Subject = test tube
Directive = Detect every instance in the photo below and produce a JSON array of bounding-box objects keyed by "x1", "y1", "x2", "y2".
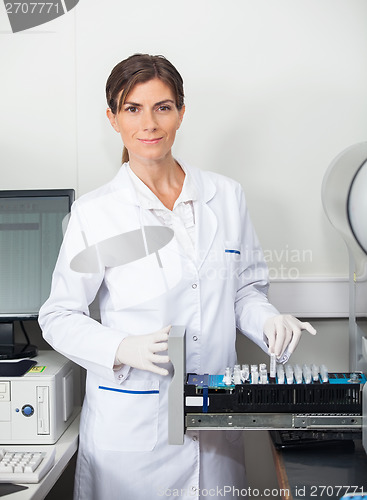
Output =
[
  {"x1": 233, "y1": 365, "x2": 242, "y2": 385},
  {"x1": 294, "y1": 364, "x2": 303, "y2": 384},
  {"x1": 320, "y1": 364, "x2": 329, "y2": 383},
  {"x1": 259, "y1": 364, "x2": 268, "y2": 384},
  {"x1": 270, "y1": 353, "x2": 277, "y2": 380},
  {"x1": 241, "y1": 364, "x2": 250, "y2": 383},
  {"x1": 277, "y1": 364, "x2": 285, "y2": 384},
  {"x1": 302, "y1": 364, "x2": 312, "y2": 384},
  {"x1": 251, "y1": 364, "x2": 259, "y2": 384},
  {"x1": 311, "y1": 364, "x2": 320, "y2": 383},
  {"x1": 285, "y1": 364, "x2": 294, "y2": 384},
  {"x1": 223, "y1": 367, "x2": 232, "y2": 386}
]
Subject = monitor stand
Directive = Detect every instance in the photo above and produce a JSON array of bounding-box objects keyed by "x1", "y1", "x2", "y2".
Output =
[{"x1": 0, "y1": 322, "x2": 38, "y2": 360}]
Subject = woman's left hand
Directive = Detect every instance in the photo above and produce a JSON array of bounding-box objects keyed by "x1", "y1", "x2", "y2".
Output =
[{"x1": 263, "y1": 314, "x2": 317, "y2": 361}]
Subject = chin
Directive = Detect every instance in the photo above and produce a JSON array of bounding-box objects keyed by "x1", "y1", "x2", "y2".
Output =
[{"x1": 133, "y1": 151, "x2": 172, "y2": 164}]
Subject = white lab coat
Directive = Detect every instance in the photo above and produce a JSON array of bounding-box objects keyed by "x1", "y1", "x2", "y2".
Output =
[{"x1": 39, "y1": 162, "x2": 279, "y2": 500}]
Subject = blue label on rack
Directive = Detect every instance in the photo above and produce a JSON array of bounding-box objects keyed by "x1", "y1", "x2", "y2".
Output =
[{"x1": 186, "y1": 373, "x2": 367, "y2": 388}]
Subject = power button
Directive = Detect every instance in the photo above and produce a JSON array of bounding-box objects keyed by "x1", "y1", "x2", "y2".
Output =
[{"x1": 22, "y1": 405, "x2": 34, "y2": 417}]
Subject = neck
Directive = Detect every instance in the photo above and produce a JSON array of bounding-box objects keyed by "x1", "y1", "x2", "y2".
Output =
[{"x1": 128, "y1": 154, "x2": 185, "y2": 210}]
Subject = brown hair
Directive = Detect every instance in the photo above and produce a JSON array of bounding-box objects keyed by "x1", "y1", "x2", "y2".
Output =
[{"x1": 106, "y1": 53, "x2": 185, "y2": 163}]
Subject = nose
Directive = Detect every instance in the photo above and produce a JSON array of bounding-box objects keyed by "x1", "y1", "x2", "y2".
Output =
[{"x1": 141, "y1": 110, "x2": 157, "y2": 131}]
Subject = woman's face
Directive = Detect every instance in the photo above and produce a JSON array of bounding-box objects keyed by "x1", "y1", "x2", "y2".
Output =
[{"x1": 107, "y1": 78, "x2": 185, "y2": 165}]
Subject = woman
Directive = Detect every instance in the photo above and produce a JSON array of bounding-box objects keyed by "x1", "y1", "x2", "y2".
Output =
[{"x1": 39, "y1": 53, "x2": 315, "y2": 500}]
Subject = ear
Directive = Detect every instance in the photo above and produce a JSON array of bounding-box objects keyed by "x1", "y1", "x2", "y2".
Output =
[
  {"x1": 177, "y1": 105, "x2": 185, "y2": 130},
  {"x1": 106, "y1": 108, "x2": 120, "y2": 133}
]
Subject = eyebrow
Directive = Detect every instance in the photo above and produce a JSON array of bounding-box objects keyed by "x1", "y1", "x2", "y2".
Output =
[{"x1": 124, "y1": 99, "x2": 175, "y2": 107}]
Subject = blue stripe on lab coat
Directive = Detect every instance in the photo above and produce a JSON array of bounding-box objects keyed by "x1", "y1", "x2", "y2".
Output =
[{"x1": 98, "y1": 385, "x2": 159, "y2": 395}]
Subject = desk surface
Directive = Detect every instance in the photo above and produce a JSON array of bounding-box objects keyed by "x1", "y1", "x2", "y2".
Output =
[
  {"x1": 0, "y1": 413, "x2": 80, "y2": 499},
  {"x1": 273, "y1": 437, "x2": 367, "y2": 500}
]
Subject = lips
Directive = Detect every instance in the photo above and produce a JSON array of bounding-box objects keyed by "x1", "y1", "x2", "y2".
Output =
[{"x1": 138, "y1": 138, "x2": 163, "y2": 145}]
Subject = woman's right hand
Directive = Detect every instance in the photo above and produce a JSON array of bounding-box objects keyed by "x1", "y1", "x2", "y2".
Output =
[{"x1": 115, "y1": 326, "x2": 171, "y2": 376}]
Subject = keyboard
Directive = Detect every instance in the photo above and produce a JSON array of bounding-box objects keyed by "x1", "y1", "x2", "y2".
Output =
[{"x1": 0, "y1": 446, "x2": 56, "y2": 483}]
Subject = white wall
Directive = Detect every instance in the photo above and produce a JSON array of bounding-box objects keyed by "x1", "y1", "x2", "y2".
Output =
[{"x1": 1, "y1": 0, "x2": 367, "y2": 315}]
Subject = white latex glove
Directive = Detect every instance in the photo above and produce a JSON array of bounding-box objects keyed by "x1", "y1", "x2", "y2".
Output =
[
  {"x1": 263, "y1": 315, "x2": 316, "y2": 362},
  {"x1": 115, "y1": 326, "x2": 171, "y2": 376}
]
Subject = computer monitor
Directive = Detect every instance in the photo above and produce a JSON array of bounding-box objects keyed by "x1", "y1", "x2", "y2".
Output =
[{"x1": 0, "y1": 189, "x2": 75, "y2": 359}]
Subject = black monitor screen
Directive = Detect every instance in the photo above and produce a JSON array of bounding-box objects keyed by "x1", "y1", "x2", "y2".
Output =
[{"x1": 0, "y1": 190, "x2": 74, "y2": 319}]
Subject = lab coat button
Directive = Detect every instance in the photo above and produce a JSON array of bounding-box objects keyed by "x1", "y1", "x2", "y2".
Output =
[
  {"x1": 192, "y1": 435, "x2": 198, "y2": 441},
  {"x1": 191, "y1": 283, "x2": 197, "y2": 289},
  {"x1": 192, "y1": 336, "x2": 198, "y2": 341},
  {"x1": 118, "y1": 375, "x2": 123, "y2": 379}
]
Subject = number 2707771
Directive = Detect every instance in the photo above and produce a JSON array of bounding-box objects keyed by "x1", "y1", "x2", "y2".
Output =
[{"x1": 5, "y1": 3, "x2": 60, "y2": 15}]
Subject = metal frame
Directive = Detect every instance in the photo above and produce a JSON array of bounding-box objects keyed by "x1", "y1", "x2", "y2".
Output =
[
  {"x1": 167, "y1": 326, "x2": 365, "y2": 447},
  {"x1": 186, "y1": 413, "x2": 362, "y2": 431},
  {"x1": 167, "y1": 325, "x2": 186, "y2": 445}
]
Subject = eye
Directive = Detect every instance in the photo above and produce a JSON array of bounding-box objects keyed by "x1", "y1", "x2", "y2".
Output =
[
  {"x1": 125, "y1": 106, "x2": 139, "y2": 113},
  {"x1": 157, "y1": 105, "x2": 172, "y2": 112}
]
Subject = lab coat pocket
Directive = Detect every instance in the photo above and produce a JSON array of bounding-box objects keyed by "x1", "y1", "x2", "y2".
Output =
[{"x1": 94, "y1": 380, "x2": 160, "y2": 452}]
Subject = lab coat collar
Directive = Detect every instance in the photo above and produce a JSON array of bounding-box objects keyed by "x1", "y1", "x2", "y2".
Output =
[
  {"x1": 111, "y1": 161, "x2": 216, "y2": 207},
  {"x1": 111, "y1": 161, "x2": 218, "y2": 271},
  {"x1": 109, "y1": 164, "x2": 140, "y2": 206},
  {"x1": 179, "y1": 160, "x2": 216, "y2": 204},
  {"x1": 178, "y1": 161, "x2": 218, "y2": 270}
]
